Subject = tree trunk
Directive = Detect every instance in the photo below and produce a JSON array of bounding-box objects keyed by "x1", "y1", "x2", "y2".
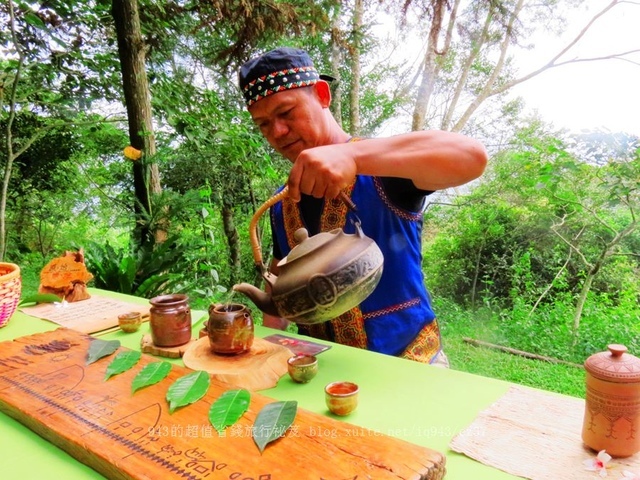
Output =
[
  {"x1": 451, "y1": 0, "x2": 525, "y2": 132},
  {"x1": 411, "y1": 0, "x2": 448, "y2": 131},
  {"x1": 111, "y1": 0, "x2": 164, "y2": 247},
  {"x1": 348, "y1": 0, "x2": 363, "y2": 136},
  {"x1": 329, "y1": 12, "x2": 343, "y2": 127},
  {"x1": 0, "y1": 1, "x2": 22, "y2": 261},
  {"x1": 441, "y1": 5, "x2": 491, "y2": 131},
  {"x1": 221, "y1": 200, "x2": 241, "y2": 285},
  {"x1": 572, "y1": 272, "x2": 594, "y2": 340}
]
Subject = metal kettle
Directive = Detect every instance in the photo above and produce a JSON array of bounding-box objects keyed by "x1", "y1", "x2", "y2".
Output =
[{"x1": 233, "y1": 188, "x2": 384, "y2": 325}]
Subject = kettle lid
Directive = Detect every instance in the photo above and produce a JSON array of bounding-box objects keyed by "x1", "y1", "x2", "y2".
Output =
[
  {"x1": 584, "y1": 344, "x2": 640, "y2": 383},
  {"x1": 279, "y1": 228, "x2": 342, "y2": 265}
]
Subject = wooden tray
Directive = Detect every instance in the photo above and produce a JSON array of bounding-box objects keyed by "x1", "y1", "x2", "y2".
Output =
[
  {"x1": 0, "y1": 328, "x2": 446, "y2": 480},
  {"x1": 182, "y1": 336, "x2": 292, "y2": 391}
]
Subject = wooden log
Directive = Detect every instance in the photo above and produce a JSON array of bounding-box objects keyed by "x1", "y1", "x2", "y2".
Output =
[
  {"x1": 0, "y1": 328, "x2": 445, "y2": 480},
  {"x1": 463, "y1": 337, "x2": 583, "y2": 368},
  {"x1": 182, "y1": 336, "x2": 292, "y2": 391}
]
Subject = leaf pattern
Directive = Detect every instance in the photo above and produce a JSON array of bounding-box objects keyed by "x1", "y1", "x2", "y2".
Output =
[
  {"x1": 253, "y1": 401, "x2": 298, "y2": 453},
  {"x1": 104, "y1": 350, "x2": 141, "y2": 381},
  {"x1": 166, "y1": 371, "x2": 210, "y2": 413},
  {"x1": 86, "y1": 339, "x2": 121, "y2": 365},
  {"x1": 131, "y1": 361, "x2": 172, "y2": 394},
  {"x1": 209, "y1": 389, "x2": 251, "y2": 434}
]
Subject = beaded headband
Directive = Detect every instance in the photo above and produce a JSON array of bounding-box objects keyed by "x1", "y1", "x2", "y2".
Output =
[{"x1": 238, "y1": 48, "x2": 321, "y2": 106}]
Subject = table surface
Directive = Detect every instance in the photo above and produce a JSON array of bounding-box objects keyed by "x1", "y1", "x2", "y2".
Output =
[{"x1": 0, "y1": 289, "x2": 538, "y2": 479}]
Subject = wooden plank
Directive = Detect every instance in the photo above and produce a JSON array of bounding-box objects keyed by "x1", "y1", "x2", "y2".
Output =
[{"x1": 0, "y1": 328, "x2": 446, "y2": 480}]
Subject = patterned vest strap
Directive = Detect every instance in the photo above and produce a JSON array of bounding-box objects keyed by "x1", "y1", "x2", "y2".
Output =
[
  {"x1": 281, "y1": 185, "x2": 368, "y2": 349},
  {"x1": 399, "y1": 320, "x2": 442, "y2": 364}
]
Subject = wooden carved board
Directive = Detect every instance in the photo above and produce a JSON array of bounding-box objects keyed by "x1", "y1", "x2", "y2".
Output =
[{"x1": 0, "y1": 328, "x2": 446, "y2": 480}]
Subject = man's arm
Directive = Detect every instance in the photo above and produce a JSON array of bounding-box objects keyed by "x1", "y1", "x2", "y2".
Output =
[{"x1": 287, "y1": 131, "x2": 488, "y2": 202}]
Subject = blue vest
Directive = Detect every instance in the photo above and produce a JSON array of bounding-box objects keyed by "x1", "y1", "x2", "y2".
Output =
[{"x1": 271, "y1": 176, "x2": 437, "y2": 356}]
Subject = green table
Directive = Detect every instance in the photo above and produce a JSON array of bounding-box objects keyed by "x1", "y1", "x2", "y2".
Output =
[{"x1": 0, "y1": 290, "x2": 516, "y2": 479}]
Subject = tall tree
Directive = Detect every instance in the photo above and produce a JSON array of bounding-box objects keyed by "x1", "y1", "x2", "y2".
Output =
[
  {"x1": 348, "y1": 0, "x2": 363, "y2": 135},
  {"x1": 1, "y1": 0, "x2": 121, "y2": 259},
  {"x1": 382, "y1": 0, "x2": 639, "y2": 134},
  {"x1": 111, "y1": 0, "x2": 163, "y2": 247}
]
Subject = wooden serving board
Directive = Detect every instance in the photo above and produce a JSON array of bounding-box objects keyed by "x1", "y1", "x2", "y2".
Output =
[
  {"x1": 182, "y1": 336, "x2": 293, "y2": 391},
  {"x1": 0, "y1": 328, "x2": 446, "y2": 480}
]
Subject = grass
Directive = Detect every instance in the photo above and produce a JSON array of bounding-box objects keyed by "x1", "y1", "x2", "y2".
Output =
[
  {"x1": 443, "y1": 332, "x2": 585, "y2": 397},
  {"x1": 436, "y1": 299, "x2": 586, "y2": 398}
]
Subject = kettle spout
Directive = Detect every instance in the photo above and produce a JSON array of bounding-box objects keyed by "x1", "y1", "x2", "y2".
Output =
[{"x1": 232, "y1": 283, "x2": 280, "y2": 317}]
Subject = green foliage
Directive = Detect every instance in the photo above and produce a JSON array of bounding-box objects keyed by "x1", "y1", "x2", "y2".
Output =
[
  {"x1": 166, "y1": 370, "x2": 210, "y2": 414},
  {"x1": 104, "y1": 350, "x2": 141, "y2": 381},
  {"x1": 81, "y1": 235, "x2": 188, "y2": 299},
  {"x1": 209, "y1": 389, "x2": 251, "y2": 434},
  {"x1": 424, "y1": 127, "x2": 640, "y2": 317},
  {"x1": 252, "y1": 400, "x2": 298, "y2": 453},
  {"x1": 132, "y1": 361, "x2": 172, "y2": 394},
  {"x1": 86, "y1": 338, "x2": 121, "y2": 366}
]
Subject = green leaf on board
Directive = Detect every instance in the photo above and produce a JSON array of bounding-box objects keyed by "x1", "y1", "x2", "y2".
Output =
[
  {"x1": 131, "y1": 361, "x2": 172, "y2": 394},
  {"x1": 253, "y1": 401, "x2": 298, "y2": 454},
  {"x1": 166, "y1": 371, "x2": 210, "y2": 414},
  {"x1": 86, "y1": 339, "x2": 121, "y2": 365},
  {"x1": 209, "y1": 389, "x2": 251, "y2": 434},
  {"x1": 104, "y1": 350, "x2": 141, "y2": 381},
  {"x1": 18, "y1": 293, "x2": 64, "y2": 307}
]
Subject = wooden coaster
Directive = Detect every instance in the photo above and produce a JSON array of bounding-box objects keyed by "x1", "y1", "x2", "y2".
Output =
[
  {"x1": 182, "y1": 336, "x2": 293, "y2": 391},
  {"x1": 140, "y1": 334, "x2": 196, "y2": 358}
]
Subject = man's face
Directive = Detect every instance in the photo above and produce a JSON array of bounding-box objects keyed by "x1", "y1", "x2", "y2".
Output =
[{"x1": 248, "y1": 85, "x2": 327, "y2": 162}]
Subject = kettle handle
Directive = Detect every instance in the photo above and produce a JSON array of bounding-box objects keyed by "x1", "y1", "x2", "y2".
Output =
[
  {"x1": 249, "y1": 188, "x2": 358, "y2": 272},
  {"x1": 249, "y1": 187, "x2": 290, "y2": 272}
]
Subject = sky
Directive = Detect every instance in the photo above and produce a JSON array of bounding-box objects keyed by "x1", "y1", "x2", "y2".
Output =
[
  {"x1": 374, "y1": 1, "x2": 639, "y2": 137},
  {"x1": 508, "y1": 0, "x2": 640, "y2": 136}
]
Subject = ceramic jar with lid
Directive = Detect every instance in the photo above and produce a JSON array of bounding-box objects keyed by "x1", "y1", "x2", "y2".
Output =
[
  {"x1": 582, "y1": 344, "x2": 640, "y2": 457},
  {"x1": 149, "y1": 294, "x2": 192, "y2": 347}
]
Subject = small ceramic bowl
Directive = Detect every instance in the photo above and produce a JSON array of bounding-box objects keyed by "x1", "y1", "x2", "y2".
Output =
[
  {"x1": 118, "y1": 311, "x2": 142, "y2": 333},
  {"x1": 325, "y1": 381, "x2": 359, "y2": 416},
  {"x1": 287, "y1": 354, "x2": 318, "y2": 383}
]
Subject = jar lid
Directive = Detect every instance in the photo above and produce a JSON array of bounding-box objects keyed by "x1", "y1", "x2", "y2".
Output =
[{"x1": 584, "y1": 344, "x2": 640, "y2": 383}]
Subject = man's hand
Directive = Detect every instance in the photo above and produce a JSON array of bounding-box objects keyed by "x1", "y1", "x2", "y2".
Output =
[{"x1": 287, "y1": 143, "x2": 357, "y2": 202}]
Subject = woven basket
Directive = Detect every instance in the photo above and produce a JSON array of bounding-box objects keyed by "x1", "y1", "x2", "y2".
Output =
[{"x1": 0, "y1": 262, "x2": 21, "y2": 328}]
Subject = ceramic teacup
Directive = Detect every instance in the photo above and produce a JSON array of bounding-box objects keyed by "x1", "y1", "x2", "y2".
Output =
[
  {"x1": 118, "y1": 311, "x2": 142, "y2": 333},
  {"x1": 325, "y1": 381, "x2": 359, "y2": 416},
  {"x1": 287, "y1": 354, "x2": 318, "y2": 383}
]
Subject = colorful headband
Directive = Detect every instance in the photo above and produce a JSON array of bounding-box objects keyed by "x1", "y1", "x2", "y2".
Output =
[{"x1": 238, "y1": 48, "x2": 320, "y2": 106}]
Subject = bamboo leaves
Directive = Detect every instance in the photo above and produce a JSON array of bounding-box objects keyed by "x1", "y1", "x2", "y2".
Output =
[
  {"x1": 166, "y1": 371, "x2": 210, "y2": 413},
  {"x1": 131, "y1": 361, "x2": 172, "y2": 394},
  {"x1": 104, "y1": 350, "x2": 141, "y2": 380},
  {"x1": 209, "y1": 389, "x2": 250, "y2": 434},
  {"x1": 253, "y1": 401, "x2": 298, "y2": 453}
]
